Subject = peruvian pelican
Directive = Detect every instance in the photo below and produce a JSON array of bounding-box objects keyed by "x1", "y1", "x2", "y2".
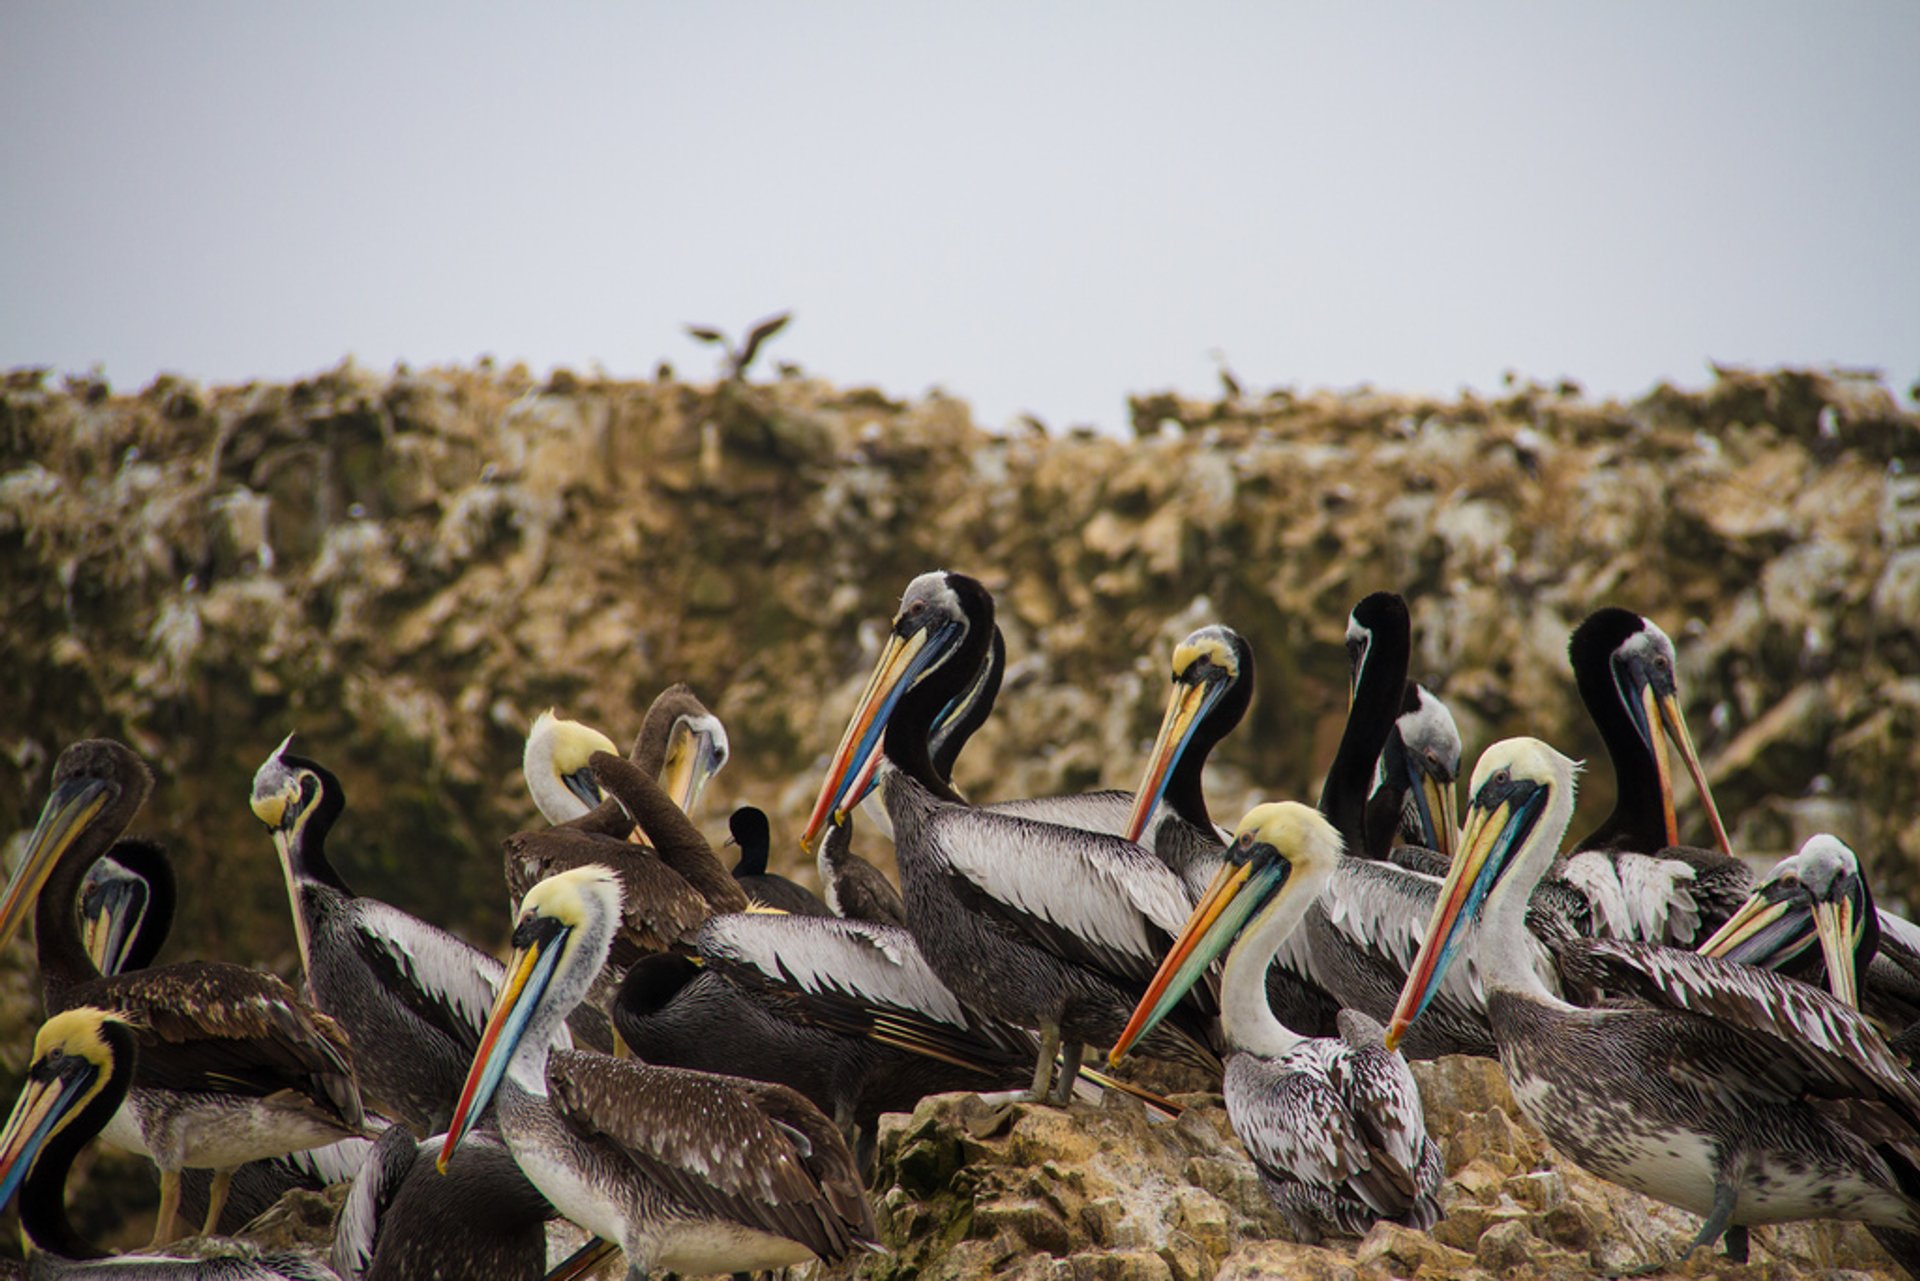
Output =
[
  {"x1": 1560, "y1": 607, "x2": 1747, "y2": 943},
  {"x1": 982, "y1": 624, "x2": 1250, "y2": 902},
  {"x1": 332, "y1": 1122, "x2": 553, "y2": 1281},
  {"x1": 438, "y1": 865, "x2": 880, "y2": 1277},
  {"x1": 251, "y1": 739, "x2": 529, "y2": 1135},
  {"x1": 725, "y1": 807, "x2": 831, "y2": 916},
  {"x1": 1111, "y1": 802, "x2": 1441, "y2": 1244},
  {"x1": 0, "y1": 740, "x2": 364, "y2": 1244},
  {"x1": 799, "y1": 571, "x2": 1218, "y2": 1104},
  {"x1": 0, "y1": 1007, "x2": 339, "y2": 1278},
  {"x1": 1388, "y1": 738, "x2": 1920, "y2": 1269},
  {"x1": 521, "y1": 686, "x2": 729, "y2": 830},
  {"x1": 1363, "y1": 682, "x2": 1461, "y2": 871},
  {"x1": 1698, "y1": 834, "x2": 1920, "y2": 1048},
  {"x1": 69, "y1": 832, "x2": 376, "y2": 1237},
  {"x1": 612, "y1": 910, "x2": 1038, "y2": 1168}
]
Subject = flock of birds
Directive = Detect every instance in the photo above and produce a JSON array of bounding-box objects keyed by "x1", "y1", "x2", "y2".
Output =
[{"x1": 4, "y1": 569, "x2": 1920, "y2": 1279}]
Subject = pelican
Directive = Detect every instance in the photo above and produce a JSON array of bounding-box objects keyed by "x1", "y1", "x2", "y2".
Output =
[
  {"x1": 521, "y1": 686, "x2": 729, "y2": 830},
  {"x1": 437, "y1": 866, "x2": 880, "y2": 1277},
  {"x1": 981, "y1": 624, "x2": 1250, "y2": 902},
  {"x1": 0, "y1": 740, "x2": 364, "y2": 1243},
  {"x1": 799, "y1": 571, "x2": 1218, "y2": 1104},
  {"x1": 1111, "y1": 803, "x2": 1441, "y2": 1244},
  {"x1": 1698, "y1": 834, "x2": 1920, "y2": 1047},
  {"x1": 0, "y1": 1007, "x2": 338, "y2": 1278},
  {"x1": 612, "y1": 911, "x2": 1038, "y2": 1168},
  {"x1": 251, "y1": 739, "x2": 528, "y2": 1135},
  {"x1": 1388, "y1": 737, "x2": 1920, "y2": 1269},
  {"x1": 332, "y1": 1122, "x2": 552, "y2": 1281},
  {"x1": 1561, "y1": 607, "x2": 1747, "y2": 943},
  {"x1": 725, "y1": 807, "x2": 831, "y2": 916},
  {"x1": 1363, "y1": 682, "x2": 1460, "y2": 871},
  {"x1": 70, "y1": 835, "x2": 377, "y2": 1236}
]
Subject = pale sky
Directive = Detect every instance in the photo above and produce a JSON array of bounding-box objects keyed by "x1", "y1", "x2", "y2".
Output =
[{"x1": 3, "y1": 3, "x2": 1915, "y2": 432}]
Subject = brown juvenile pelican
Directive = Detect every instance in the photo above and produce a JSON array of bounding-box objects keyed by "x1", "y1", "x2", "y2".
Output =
[
  {"x1": 1111, "y1": 803, "x2": 1441, "y2": 1244},
  {"x1": 1388, "y1": 738, "x2": 1920, "y2": 1269},
  {"x1": 69, "y1": 834, "x2": 376, "y2": 1235},
  {"x1": 438, "y1": 866, "x2": 880, "y2": 1276},
  {"x1": 612, "y1": 911, "x2": 1038, "y2": 1169},
  {"x1": 1562, "y1": 607, "x2": 1747, "y2": 943},
  {"x1": 1698, "y1": 834, "x2": 1920, "y2": 1049},
  {"x1": 0, "y1": 740, "x2": 364, "y2": 1244},
  {"x1": 0, "y1": 1007, "x2": 339, "y2": 1278},
  {"x1": 726, "y1": 807, "x2": 831, "y2": 916},
  {"x1": 251, "y1": 739, "x2": 529, "y2": 1136},
  {"x1": 799, "y1": 571, "x2": 1218, "y2": 1104},
  {"x1": 332, "y1": 1122, "x2": 553, "y2": 1281},
  {"x1": 1363, "y1": 682, "x2": 1460, "y2": 871}
]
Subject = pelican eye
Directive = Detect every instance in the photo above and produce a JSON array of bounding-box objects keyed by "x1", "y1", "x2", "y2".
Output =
[
  {"x1": 1777, "y1": 873, "x2": 1800, "y2": 889},
  {"x1": 1489, "y1": 768, "x2": 1511, "y2": 790}
]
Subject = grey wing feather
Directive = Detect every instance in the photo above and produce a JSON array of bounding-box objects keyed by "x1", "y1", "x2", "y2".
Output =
[
  {"x1": 696, "y1": 913, "x2": 970, "y2": 1027},
  {"x1": 332, "y1": 1123, "x2": 419, "y2": 1279},
  {"x1": 350, "y1": 899, "x2": 505, "y2": 1048}
]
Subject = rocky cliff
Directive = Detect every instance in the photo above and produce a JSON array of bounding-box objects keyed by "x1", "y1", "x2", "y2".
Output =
[{"x1": 2, "y1": 356, "x2": 1917, "y2": 1272}]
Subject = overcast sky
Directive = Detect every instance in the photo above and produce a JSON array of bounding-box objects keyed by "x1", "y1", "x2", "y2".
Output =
[{"x1": 3, "y1": 4, "x2": 1915, "y2": 432}]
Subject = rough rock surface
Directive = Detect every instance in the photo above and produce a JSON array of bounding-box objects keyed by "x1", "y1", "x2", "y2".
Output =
[{"x1": 2, "y1": 358, "x2": 1917, "y2": 1273}]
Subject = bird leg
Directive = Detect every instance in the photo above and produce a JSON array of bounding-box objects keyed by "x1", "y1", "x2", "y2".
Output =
[
  {"x1": 149, "y1": 1168, "x2": 182, "y2": 1246},
  {"x1": 200, "y1": 1166, "x2": 234, "y2": 1237},
  {"x1": 1682, "y1": 1177, "x2": 1741, "y2": 1263},
  {"x1": 1049, "y1": 1041, "x2": 1085, "y2": 1106},
  {"x1": 1027, "y1": 1023, "x2": 1061, "y2": 1102},
  {"x1": 1722, "y1": 1224, "x2": 1750, "y2": 1263}
]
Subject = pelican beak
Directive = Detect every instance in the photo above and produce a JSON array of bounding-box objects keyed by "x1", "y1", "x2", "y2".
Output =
[
  {"x1": 438, "y1": 916, "x2": 567, "y2": 1173},
  {"x1": 80, "y1": 874, "x2": 148, "y2": 977},
  {"x1": 1696, "y1": 891, "x2": 1801, "y2": 966},
  {"x1": 1125, "y1": 675, "x2": 1225, "y2": 844},
  {"x1": 1647, "y1": 686, "x2": 1734, "y2": 858},
  {"x1": 0, "y1": 776, "x2": 112, "y2": 950},
  {"x1": 801, "y1": 617, "x2": 957, "y2": 852},
  {"x1": 660, "y1": 722, "x2": 726, "y2": 817},
  {"x1": 1386, "y1": 779, "x2": 1543, "y2": 1051},
  {"x1": 561, "y1": 766, "x2": 603, "y2": 813},
  {"x1": 1811, "y1": 895, "x2": 1859, "y2": 1009},
  {"x1": 1410, "y1": 762, "x2": 1459, "y2": 859},
  {"x1": 0, "y1": 1047, "x2": 99, "y2": 1210},
  {"x1": 1110, "y1": 855, "x2": 1269, "y2": 1064}
]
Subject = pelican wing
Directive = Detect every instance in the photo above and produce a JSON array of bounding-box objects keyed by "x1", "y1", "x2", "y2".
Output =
[
  {"x1": 984, "y1": 789, "x2": 1132, "y2": 833},
  {"x1": 504, "y1": 829, "x2": 709, "y2": 956},
  {"x1": 81, "y1": 962, "x2": 362, "y2": 1126},
  {"x1": 333, "y1": 1123, "x2": 417, "y2": 1279},
  {"x1": 548, "y1": 1053, "x2": 876, "y2": 1263},
  {"x1": 930, "y1": 808, "x2": 1194, "y2": 985},
  {"x1": 697, "y1": 913, "x2": 967, "y2": 1026},
  {"x1": 1574, "y1": 938, "x2": 1920, "y2": 1131},
  {"x1": 349, "y1": 899, "x2": 505, "y2": 1054}
]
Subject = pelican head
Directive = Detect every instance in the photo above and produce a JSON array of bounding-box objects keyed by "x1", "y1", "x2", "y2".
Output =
[
  {"x1": 524, "y1": 711, "x2": 621, "y2": 824},
  {"x1": 1125, "y1": 625, "x2": 1253, "y2": 843},
  {"x1": 1379, "y1": 683, "x2": 1463, "y2": 857},
  {"x1": 658, "y1": 708, "x2": 729, "y2": 819},
  {"x1": 77, "y1": 841, "x2": 173, "y2": 977},
  {"x1": 1569, "y1": 609, "x2": 1732, "y2": 857},
  {"x1": 1110, "y1": 801, "x2": 1341, "y2": 1063},
  {"x1": 800, "y1": 571, "x2": 995, "y2": 850},
  {"x1": 250, "y1": 735, "x2": 343, "y2": 850},
  {"x1": 1386, "y1": 738, "x2": 1577, "y2": 1051},
  {"x1": 1697, "y1": 833, "x2": 1871, "y2": 1008},
  {"x1": 0, "y1": 1008, "x2": 135, "y2": 1215},
  {"x1": 0, "y1": 740, "x2": 150, "y2": 951},
  {"x1": 1345, "y1": 593, "x2": 1408, "y2": 707},
  {"x1": 439, "y1": 865, "x2": 624, "y2": 1172}
]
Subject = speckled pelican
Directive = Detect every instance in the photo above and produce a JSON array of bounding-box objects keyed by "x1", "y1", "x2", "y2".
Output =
[
  {"x1": 438, "y1": 866, "x2": 880, "y2": 1278},
  {"x1": 799, "y1": 571, "x2": 1219, "y2": 1104},
  {"x1": 1388, "y1": 737, "x2": 1920, "y2": 1269},
  {"x1": 0, "y1": 740, "x2": 365, "y2": 1244},
  {"x1": 1111, "y1": 802, "x2": 1441, "y2": 1244},
  {"x1": 0, "y1": 1007, "x2": 339, "y2": 1278}
]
